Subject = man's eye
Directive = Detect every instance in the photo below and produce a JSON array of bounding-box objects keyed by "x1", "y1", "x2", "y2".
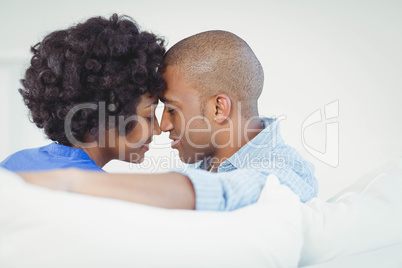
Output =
[{"x1": 166, "y1": 106, "x2": 175, "y2": 114}]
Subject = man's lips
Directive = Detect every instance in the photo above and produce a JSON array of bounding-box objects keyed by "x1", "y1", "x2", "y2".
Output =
[{"x1": 171, "y1": 139, "x2": 180, "y2": 149}]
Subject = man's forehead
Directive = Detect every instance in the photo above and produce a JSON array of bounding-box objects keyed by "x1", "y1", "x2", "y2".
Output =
[
  {"x1": 160, "y1": 79, "x2": 184, "y2": 104},
  {"x1": 159, "y1": 89, "x2": 181, "y2": 104},
  {"x1": 161, "y1": 65, "x2": 200, "y2": 103}
]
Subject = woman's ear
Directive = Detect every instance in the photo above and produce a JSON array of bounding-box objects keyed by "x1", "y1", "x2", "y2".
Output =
[{"x1": 214, "y1": 94, "x2": 231, "y2": 123}]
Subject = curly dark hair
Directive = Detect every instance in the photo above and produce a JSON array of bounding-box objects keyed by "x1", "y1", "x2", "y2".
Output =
[{"x1": 20, "y1": 14, "x2": 165, "y2": 146}]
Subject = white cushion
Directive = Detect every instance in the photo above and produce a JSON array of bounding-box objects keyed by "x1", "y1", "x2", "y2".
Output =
[
  {"x1": 299, "y1": 156, "x2": 402, "y2": 266},
  {"x1": 0, "y1": 171, "x2": 303, "y2": 268}
]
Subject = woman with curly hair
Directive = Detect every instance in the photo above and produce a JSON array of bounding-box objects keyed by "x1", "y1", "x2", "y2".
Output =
[{"x1": 0, "y1": 14, "x2": 165, "y2": 172}]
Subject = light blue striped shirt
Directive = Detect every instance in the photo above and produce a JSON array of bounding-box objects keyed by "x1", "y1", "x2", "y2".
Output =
[{"x1": 178, "y1": 118, "x2": 318, "y2": 211}]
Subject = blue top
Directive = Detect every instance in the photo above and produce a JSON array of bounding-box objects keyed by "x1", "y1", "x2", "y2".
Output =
[
  {"x1": 0, "y1": 142, "x2": 104, "y2": 172},
  {"x1": 178, "y1": 118, "x2": 318, "y2": 210}
]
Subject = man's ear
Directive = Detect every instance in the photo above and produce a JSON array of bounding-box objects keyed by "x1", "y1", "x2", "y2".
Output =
[{"x1": 214, "y1": 94, "x2": 231, "y2": 123}]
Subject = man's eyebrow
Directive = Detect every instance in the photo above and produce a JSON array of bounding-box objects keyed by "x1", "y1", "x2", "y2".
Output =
[
  {"x1": 159, "y1": 97, "x2": 178, "y2": 104},
  {"x1": 146, "y1": 100, "x2": 159, "y2": 108}
]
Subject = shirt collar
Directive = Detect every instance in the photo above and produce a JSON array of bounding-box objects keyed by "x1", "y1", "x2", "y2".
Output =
[
  {"x1": 43, "y1": 142, "x2": 93, "y2": 160},
  {"x1": 194, "y1": 118, "x2": 284, "y2": 171}
]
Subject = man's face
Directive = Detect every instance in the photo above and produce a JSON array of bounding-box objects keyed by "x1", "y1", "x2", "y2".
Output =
[{"x1": 160, "y1": 65, "x2": 215, "y2": 163}]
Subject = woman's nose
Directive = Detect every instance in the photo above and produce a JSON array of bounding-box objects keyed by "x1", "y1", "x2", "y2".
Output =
[{"x1": 153, "y1": 117, "x2": 162, "y2": 135}]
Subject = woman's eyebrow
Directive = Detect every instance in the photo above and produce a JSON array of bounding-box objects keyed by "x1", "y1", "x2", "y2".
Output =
[{"x1": 146, "y1": 100, "x2": 159, "y2": 108}]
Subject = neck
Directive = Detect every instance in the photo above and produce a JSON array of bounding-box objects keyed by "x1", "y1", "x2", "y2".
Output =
[
  {"x1": 210, "y1": 116, "x2": 263, "y2": 168},
  {"x1": 74, "y1": 145, "x2": 109, "y2": 168}
]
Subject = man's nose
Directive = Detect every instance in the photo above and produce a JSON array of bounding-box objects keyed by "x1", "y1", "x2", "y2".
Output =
[{"x1": 160, "y1": 110, "x2": 173, "y2": 132}]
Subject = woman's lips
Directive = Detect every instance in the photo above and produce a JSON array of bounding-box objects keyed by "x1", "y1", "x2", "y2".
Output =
[
  {"x1": 141, "y1": 145, "x2": 149, "y2": 152},
  {"x1": 171, "y1": 139, "x2": 180, "y2": 149}
]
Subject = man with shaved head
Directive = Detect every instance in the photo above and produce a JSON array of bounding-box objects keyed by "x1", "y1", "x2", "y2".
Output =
[
  {"x1": 158, "y1": 30, "x2": 317, "y2": 209},
  {"x1": 160, "y1": 30, "x2": 265, "y2": 165},
  {"x1": 20, "y1": 31, "x2": 318, "y2": 211}
]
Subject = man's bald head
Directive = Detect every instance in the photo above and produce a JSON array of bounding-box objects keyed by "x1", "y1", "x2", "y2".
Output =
[{"x1": 163, "y1": 30, "x2": 264, "y2": 117}]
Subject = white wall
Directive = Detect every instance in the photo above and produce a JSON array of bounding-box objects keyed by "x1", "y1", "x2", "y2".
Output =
[{"x1": 0, "y1": 0, "x2": 401, "y2": 200}]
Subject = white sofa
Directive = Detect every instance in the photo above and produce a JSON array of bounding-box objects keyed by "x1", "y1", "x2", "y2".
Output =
[{"x1": 0, "y1": 157, "x2": 401, "y2": 267}]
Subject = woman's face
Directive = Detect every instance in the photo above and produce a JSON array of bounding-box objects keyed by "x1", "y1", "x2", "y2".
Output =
[{"x1": 106, "y1": 94, "x2": 161, "y2": 164}]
